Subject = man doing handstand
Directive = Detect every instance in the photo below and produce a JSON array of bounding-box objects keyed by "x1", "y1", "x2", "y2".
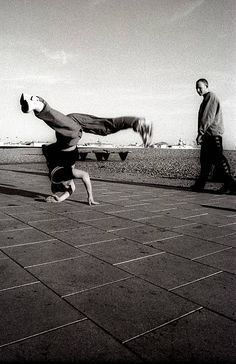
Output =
[{"x1": 20, "y1": 93, "x2": 153, "y2": 203}]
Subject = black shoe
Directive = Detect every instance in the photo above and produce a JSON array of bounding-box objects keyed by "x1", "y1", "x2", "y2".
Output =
[
  {"x1": 190, "y1": 184, "x2": 204, "y2": 192},
  {"x1": 20, "y1": 93, "x2": 30, "y2": 113},
  {"x1": 20, "y1": 93, "x2": 42, "y2": 113},
  {"x1": 216, "y1": 182, "x2": 236, "y2": 195}
]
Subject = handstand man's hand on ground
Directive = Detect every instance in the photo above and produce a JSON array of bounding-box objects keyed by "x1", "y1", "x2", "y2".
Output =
[
  {"x1": 46, "y1": 194, "x2": 60, "y2": 203},
  {"x1": 88, "y1": 196, "x2": 100, "y2": 206}
]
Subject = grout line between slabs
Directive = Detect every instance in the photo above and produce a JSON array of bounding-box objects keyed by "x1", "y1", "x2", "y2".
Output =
[
  {"x1": 0, "y1": 281, "x2": 40, "y2": 293},
  {"x1": 76, "y1": 237, "x2": 122, "y2": 247},
  {"x1": 0, "y1": 318, "x2": 87, "y2": 349},
  {"x1": 62, "y1": 276, "x2": 132, "y2": 297},
  {"x1": 114, "y1": 251, "x2": 166, "y2": 266},
  {"x1": 122, "y1": 306, "x2": 203, "y2": 344},
  {"x1": 143, "y1": 234, "x2": 183, "y2": 244},
  {"x1": 0, "y1": 227, "x2": 33, "y2": 232},
  {"x1": 25, "y1": 254, "x2": 87, "y2": 268},
  {"x1": 1, "y1": 238, "x2": 57, "y2": 249},
  {"x1": 192, "y1": 246, "x2": 233, "y2": 260},
  {"x1": 169, "y1": 271, "x2": 223, "y2": 291}
]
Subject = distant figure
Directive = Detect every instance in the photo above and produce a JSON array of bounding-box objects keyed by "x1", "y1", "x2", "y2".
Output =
[
  {"x1": 20, "y1": 93, "x2": 153, "y2": 202},
  {"x1": 190, "y1": 79, "x2": 236, "y2": 194}
]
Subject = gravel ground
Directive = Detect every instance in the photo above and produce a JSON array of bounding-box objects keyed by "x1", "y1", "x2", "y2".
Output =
[{"x1": 0, "y1": 147, "x2": 235, "y2": 189}]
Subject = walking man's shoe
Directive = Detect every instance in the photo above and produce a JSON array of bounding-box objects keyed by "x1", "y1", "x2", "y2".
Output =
[
  {"x1": 190, "y1": 185, "x2": 204, "y2": 192},
  {"x1": 216, "y1": 182, "x2": 236, "y2": 195},
  {"x1": 190, "y1": 181, "x2": 205, "y2": 192}
]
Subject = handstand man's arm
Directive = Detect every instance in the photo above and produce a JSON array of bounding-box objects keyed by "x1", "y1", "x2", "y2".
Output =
[{"x1": 72, "y1": 168, "x2": 99, "y2": 205}]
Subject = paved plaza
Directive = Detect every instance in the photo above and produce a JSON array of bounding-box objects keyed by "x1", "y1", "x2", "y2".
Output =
[{"x1": 0, "y1": 163, "x2": 235, "y2": 363}]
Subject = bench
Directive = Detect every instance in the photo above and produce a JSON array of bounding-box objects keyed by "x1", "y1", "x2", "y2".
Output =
[{"x1": 77, "y1": 148, "x2": 130, "y2": 161}]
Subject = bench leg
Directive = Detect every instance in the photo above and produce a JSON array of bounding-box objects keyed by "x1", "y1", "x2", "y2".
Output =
[
  {"x1": 79, "y1": 152, "x2": 88, "y2": 161},
  {"x1": 119, "y1": 152, "x2": 128, "y2": 161},
  {"x1": 95, "y1": 152, "x2": 110, "y2": 161}
]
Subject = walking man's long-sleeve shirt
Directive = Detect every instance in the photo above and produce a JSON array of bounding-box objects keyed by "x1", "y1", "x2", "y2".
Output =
[{"x1": 198, "y1": 91, "x2": 224, "y2": 139}]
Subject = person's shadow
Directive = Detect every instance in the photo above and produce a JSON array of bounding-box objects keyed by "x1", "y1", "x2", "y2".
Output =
[{"x1": 0, "y1": 185, "x2": 48, "y2": 202}]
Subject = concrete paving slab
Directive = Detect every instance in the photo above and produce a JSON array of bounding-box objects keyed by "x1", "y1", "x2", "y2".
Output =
[
  {"x1": 0, "y1": 211, "x2": 11, "y2": 219},
  {"x1": 90, "y1": 202, "x2": 133, "y2": 213},
  {"x1": 209, "y1": 232, "x2": 236, "y2": 247},
  {"x1": 117, "y1": 252, "x2": 219, "y2": 290},
  {"x1": 0, "y1": 283, "x2": 83, "y2": 347},
  {"x1": 186, "y1": 194, "x2": 228, "y2": 204},
  {"x1": 0, "y1": 228, "x2": 54, "y2": 248},
  {"x1": 142, "y1": 215, "x2": 198, "y2": 229},
  {"x1": 66, "y1": 277, "x2": 200, "y2": 342},
  {"x1": 224, "y1": 222, "x2": 236, "y2": 231},
  {"x1": 0, "y1": 258, "x2": 37, "y2": 290},
  {"x1": 78, "y1": 237, "x2": 161, "y2": 264},
  {"x1": 115, "y1": 201, "x2": 153, "y2": 210},
  {"x1": 194, "y1": 247, "x2": 236, "y2": 274},
  {"x1": 0, "y1": 204, "x2": 46, "y2": 214},
  {"x1": 0, "y1": 251, "x2": 7, "y2": 259},
  {"x1": 0, "y1": 161, "x2": 235, "y2": 361},
  {"x1": 147, "y1": 234, "x2": 231, "y2": 259},
  {"x1": 0, "y1": 319, "x2": 142, "y2": 362},
  {"x1": 184, "y1": 213, "x2": 236, "y2": 227},
  {"x1": 59, "y1": 209, "x2": 108, "y2": 222},
  {"x1": 28, "y1": 217, "x2": 83, "y2": 233},
  {"x1": 93, "y1": 195, "x2": 130, "y2": 205},
  {"x1": 202, "y1": 199, "x2": 236, "y2": 212},
  {"x1": 162, "y1": 206, "x2": 207, "y2": 219},
  {"x1": 126, "y1": 308, "x2": 236, "y2": 363},
  {"x1": 50, "y1": 226, "x2": 118, "y2": 247},
  {"x1": 173, "y1": 271, "x2": 236, "y2": 320},
  {"x1": 196, "y1": 206, "x2": 236, "y2": 216},
  {"x1": 40, "y1": 201, "x2": 91, "y2": 213},
  {"x1": 178, "y1": 201, "x2": 212, "y2": 209},
  {"x1": 103, "y1": 207, "x2": 166, "y2": 220},
  {"x1": 0, "y1": 218, "x2": 29, "y2": 232},
  {"x1": 27, "y1": 255, "x2": 131, "y2": 296},
  {"x1": 5, "y1": 210, "x2": 60, "y2": 223},
  {"x1": 83, "y1": 216, "x2": 141, "y2": 232},
  {"x1": 172, "y1": 223, "x2": 236, "y2": 239},
  {"x1": 113, "y1": 224, "x2": 182, "y2": 243},
  {"x1": 2, "y1": 240, "x2": 84, "y2": 267}
]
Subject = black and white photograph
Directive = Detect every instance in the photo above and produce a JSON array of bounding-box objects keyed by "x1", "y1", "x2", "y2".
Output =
[{"x1": 0, "y1": 0, "x2": 235, "y2": 362}]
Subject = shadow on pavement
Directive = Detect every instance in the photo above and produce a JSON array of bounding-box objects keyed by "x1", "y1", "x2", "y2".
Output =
[{"x1": 0, "y1": 185, "x2": 47, "y2": 200}]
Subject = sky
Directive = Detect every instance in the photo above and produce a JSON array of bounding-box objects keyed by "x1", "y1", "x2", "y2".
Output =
[{"x1": 1, "y1": 0, "x2": 236, "y2": 148}]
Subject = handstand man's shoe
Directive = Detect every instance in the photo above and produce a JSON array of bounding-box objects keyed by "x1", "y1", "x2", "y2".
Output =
[
  {"x1": 136, "y1": 118, "x2": 153, "y2": 147},
  {"x1": 20, "y1": 93, "x2": 29, "y2": 113},
  {"x1": 20, "y1": 93, "x2": 43, "y2": 113}
]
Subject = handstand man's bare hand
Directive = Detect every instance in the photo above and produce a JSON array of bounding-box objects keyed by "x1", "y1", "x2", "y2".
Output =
[
  {"x1": 46, "y1": 195, "x2": 60, "y2": 203},
  {"x1": 88, "y1": 197, "x2": 100, "y2": 206}
]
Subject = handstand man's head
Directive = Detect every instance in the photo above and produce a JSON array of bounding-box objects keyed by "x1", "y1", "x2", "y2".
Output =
[{"x1": 50, "y1": 166, "x2": 74, "y2": 194}]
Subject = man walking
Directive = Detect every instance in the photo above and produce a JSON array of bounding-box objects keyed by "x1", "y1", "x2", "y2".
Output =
[{"x1": 190, "y1": 78, "x2": 236, "y2": 194}]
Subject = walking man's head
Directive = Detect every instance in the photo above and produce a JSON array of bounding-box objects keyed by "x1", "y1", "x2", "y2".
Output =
[{"x1": 196, "y1": 78, "x2": 209, "y2": 96}]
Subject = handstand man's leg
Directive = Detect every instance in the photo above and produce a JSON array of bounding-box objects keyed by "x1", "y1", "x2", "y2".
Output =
[
  {"x1": 20, "y1": 93, "x2": 153, "y2": 147},
  {"x1": 68, "y1": 113, "x2": 153, "y2": 147},
  {"x1": 20, "y1": 94, "x2": 82, "y2": 147}
]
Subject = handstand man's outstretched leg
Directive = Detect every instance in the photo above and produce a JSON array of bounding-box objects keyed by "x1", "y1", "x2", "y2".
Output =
[{"x1": 20, "y1": 93, "x2": 153, "y2": 148}]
